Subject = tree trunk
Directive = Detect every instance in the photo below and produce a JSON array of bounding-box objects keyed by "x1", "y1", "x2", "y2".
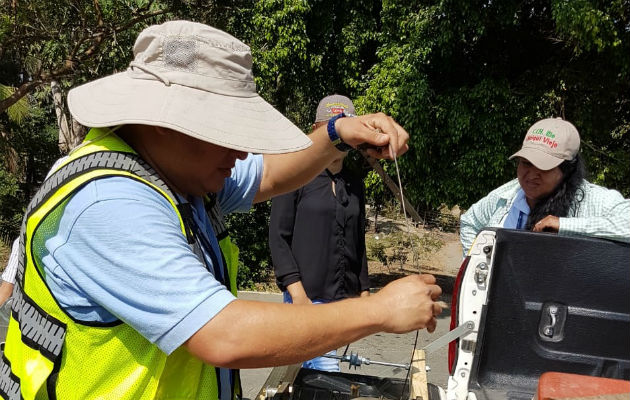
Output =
[
  {"x1": 51, "y1": 81, "x2": 86, "y2": 151},
  {"x1": 71, "y1": 119, "x2": 87, "y2": 149},
  {"x1": 51, "y1": 81, "x2": 71, "y2": 152},
  {"x1": 0, "y1": 129, "x2": 19, "y2": 175}
]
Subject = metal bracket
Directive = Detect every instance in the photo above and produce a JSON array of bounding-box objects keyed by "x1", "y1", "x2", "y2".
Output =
[
  {"x1": 474, "y1": 262, "x2": 488, "y2": 285},
  {"x1": 257, "y1": 363, "x2": 302, "y2": 400},
  {"x1": 422, "y1": 321, "x2": 475, "y2": 355}
]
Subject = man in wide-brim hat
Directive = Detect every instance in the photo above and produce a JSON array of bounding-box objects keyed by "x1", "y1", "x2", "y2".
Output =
[{"x1": 2, "y1": 21, "x2": 443, "y2": 400}]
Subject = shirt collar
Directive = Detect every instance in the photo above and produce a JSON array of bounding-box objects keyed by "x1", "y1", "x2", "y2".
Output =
[{"x1": 513, "y1": 188, "x2": 531, "y2": 214}]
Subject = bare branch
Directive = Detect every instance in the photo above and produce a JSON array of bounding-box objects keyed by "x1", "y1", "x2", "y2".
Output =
[
  {"x1": 113, "y1": 9, "x2": 168, "y2": 35},
  {"x1": 93, "y1": 0, "x2": 104, "y2": 27},
  {"x1": 0, "y1": 80, "x2": 42, "y2": 112},
  {"x1": 581, "y1": 139, "x2": 624, "y2": 163}
]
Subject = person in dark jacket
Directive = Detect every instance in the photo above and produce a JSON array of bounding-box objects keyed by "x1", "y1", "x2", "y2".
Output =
[{"x1": 269, "y1": 95, "x2": 369, "y2": 371}]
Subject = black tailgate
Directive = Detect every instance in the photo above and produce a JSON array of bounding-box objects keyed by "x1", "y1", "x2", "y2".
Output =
[{"x1": 470, "y1": 229, "x2": 630, "y2": 400}]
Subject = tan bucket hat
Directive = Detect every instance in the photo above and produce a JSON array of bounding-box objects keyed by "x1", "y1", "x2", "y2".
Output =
[
  {"x1": 67, "y1": 20, "x2": 311, "y2": 154},
  {"x1": 509, "y1": 117, "x2": 580, "y2": 170}
]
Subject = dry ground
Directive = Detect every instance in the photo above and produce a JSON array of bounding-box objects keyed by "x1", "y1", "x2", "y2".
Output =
[
  {"x1": 364, "y1": 214, "x2": 462, "y2": 294},
  {"x1": 0, "y1": 243, "x2": 9, "y2": 271}
]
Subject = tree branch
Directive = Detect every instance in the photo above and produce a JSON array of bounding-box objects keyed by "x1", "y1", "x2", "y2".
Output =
[
  {"x1": 0, "y1": 80, "x2": 42, "y2": 112},
  {"x1": 0, "y1": 7, "x2": 169, "y2": 114},
  {"x1": 581, "y1": 139, "x2": 624, "y2": 163},
  {"x1": 359, "y1": 150, "x2": 425, "y2": 225}
]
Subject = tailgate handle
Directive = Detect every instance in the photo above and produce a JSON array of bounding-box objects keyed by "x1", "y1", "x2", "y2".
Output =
[
  {"x1": 543, "y1": 306, "x2": 558, "y2": 337},
  {"x1": 538, "y1": 302, "x2": 567, "y2": 342}
]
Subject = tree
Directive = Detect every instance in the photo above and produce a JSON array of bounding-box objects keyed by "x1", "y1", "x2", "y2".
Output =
[
  {"x1": 0, "y1": 0, "x2": 169, "y2": 113},
  {"x1": 360, "y1": 0, "x2": 630, "y2": 210},
  {"x1": 1, "y1": 0, "x2": 628, "y2": 285}
]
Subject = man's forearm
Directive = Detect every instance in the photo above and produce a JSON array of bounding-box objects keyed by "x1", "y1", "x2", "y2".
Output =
[
  {"x1": 186, "y1": 297, "x2": 381, "y2": 368},
  {"x1": 185, "y1": 274, "x2": 442, "y2": 369},
  {"x1": 255, "y1": 125, "x2": 339, "y2": 203}
]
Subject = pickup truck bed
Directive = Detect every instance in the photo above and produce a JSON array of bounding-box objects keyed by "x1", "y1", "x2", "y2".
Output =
[{"x1": 448, "y1": 229, "x2": 630, "y2": 400}]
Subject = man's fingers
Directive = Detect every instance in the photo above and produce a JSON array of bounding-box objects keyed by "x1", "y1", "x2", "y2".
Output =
[
  {"x1": 435, "y1": 300, "x2": 449, "y2": 309},
  {"x1": 428, "y1": 284, "x2": 442, "y2": 299},
  {"x1": 432, "y1": 302, "x2": 444, "y2": 317},
  {"x1": 420, "y1": 274, "x2": 436, "y2": 284},
  {"x1": 366, "y1": 116, "x2": 408, "y2": 159},
  {"x1": 336, "y1": 113, "x2": 409, "y2": 159}
]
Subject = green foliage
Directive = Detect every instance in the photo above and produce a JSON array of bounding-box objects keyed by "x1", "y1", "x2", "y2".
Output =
[
  {"x1": 225, "y1": 201, "x2": 274, "y2": 290},
  {"x1": 1, "y1": 0, "x2": 628, "y2": 288},
  {"x1": 0, "y1": 105, "x2": 59, "y2": 243},
  {"x1": 0, "y1": 168, "x2": 20, "y2": 244},
  {"x1": 363, "y1": 168, "x2": 389, "y2": 217},
  {"x1": 367, "y1": 238, "x2": 388, "y2": 265},
  {"x1": 360, "y1": 0, "x2": 630, "y2": 207},
  {"x1": 0, "y1": 84, "x2": 29, "y2": 123},
  {"x1": 243, "y1": 0, "x2": 381, "y2": 130},
  {"x1": 552, "y1": 0, "x2": 623, "y2": 54}
]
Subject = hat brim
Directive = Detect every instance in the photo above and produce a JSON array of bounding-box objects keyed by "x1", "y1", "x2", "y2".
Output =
[
  {"x1": 509, "y1": 148, "x2": 564, "y2": 171},
  {"x1": 68, "y1": 71, "x2": 311, "y2": 154}
]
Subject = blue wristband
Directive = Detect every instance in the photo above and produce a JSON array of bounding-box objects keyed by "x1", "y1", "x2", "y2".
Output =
[{"x1": 327, "y1": 113, "x2": 353, "y2": 152}]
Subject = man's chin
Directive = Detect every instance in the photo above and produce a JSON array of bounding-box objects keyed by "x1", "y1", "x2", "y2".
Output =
[{"x1": 205, "y1": 180, "x2": 226, "y2": 194}]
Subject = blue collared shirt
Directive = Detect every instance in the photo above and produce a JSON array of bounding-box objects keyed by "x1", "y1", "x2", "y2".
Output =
[
  {"x1": 39, "y1": 154, "x2": 263, "y2": 354},
  {"x1": 503, "y1": 189, "x2": 530, "y2": 230}
]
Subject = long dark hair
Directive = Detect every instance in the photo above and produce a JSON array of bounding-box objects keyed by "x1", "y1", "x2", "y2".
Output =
[{"x1": 525, "y1": 153, "x2": 586, "y2": 230}]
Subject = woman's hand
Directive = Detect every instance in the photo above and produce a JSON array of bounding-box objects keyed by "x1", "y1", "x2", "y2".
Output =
[{"x1": 532, "y1": 215, "x2": 560, "y2": 233}]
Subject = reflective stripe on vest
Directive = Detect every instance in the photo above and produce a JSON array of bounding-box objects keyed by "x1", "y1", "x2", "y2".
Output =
[{"x1": 0, "y1": 129, "x2": 241, "y2": 400}]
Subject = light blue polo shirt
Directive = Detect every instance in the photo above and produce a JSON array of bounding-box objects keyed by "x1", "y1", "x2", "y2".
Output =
[
  {"x1": 39, "y1": 154, "x2": 262, "y2": 354},
  {"x1": 503, "y1": 188, "x2": 530, "y2": 229}
]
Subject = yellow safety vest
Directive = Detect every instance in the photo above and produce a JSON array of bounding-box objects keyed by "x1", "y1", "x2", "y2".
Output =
[{"x1": 0, "y1": 128, "x2": 241, "y2": 400}]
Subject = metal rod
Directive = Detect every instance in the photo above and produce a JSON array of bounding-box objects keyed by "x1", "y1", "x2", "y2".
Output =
[{"x1": 322, "y1": 352, "x2": 410, "y2": 370}]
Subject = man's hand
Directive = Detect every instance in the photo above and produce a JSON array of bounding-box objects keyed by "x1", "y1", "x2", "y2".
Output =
[
  {"x1": 0, "y1": 281, "x2": 13, "y2": 307},
  {"x1": 187, "y1": 274, "x2": 443, "y2": 368},
  {"x1": 335, "y1": 113, "x2": 409, "y2": 159},
  {"x1": 256, "y1": 112, "x2": 409, "y2": 203},
  {"x1": 370, "y1": 274, "x2": 443, "y2": 333},
  {"x1": 532, "y1": 215, "x2": 560, "y2": 233}
]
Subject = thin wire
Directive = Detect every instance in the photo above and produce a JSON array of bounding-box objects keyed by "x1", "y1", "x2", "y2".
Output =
[
  {"x1": 391, "y1": 150, "x2": 408, "y2": 227},
  {"x1": 391, "y1": 146, "x2": 420, "y2": 270},
  {"x1": 400, "y1": 330, "x2": 419, "y2": 400},
  {"x1": 390, "y1": 143, "x2": 422, "y2": 400}
]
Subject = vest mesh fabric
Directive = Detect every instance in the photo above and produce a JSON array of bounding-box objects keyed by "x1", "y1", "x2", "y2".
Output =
[{"x1": 1, "y1": 129, "x2": 240, "y2": 400}]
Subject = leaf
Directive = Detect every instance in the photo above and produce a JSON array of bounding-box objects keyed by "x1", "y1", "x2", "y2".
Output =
[{"x1": 0, "y1": 84, "x2": 30, "y2": 123}]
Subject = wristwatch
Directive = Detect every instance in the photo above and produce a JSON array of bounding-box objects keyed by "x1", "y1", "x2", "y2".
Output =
[{"x1": 327, "y1": 113, "x2": 353, "y2": 152}]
